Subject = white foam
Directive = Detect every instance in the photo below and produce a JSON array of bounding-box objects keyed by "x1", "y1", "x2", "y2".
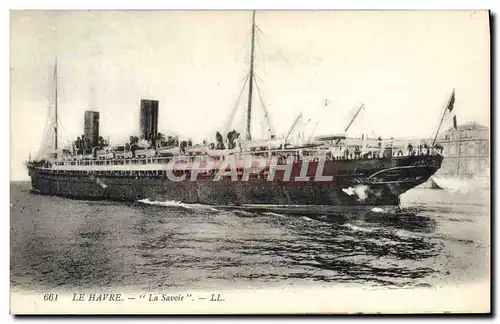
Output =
[
  {"x1": 263, "y1": 212, "x2": 287, "y2": 218},
  {"x1": 138, "y1": 198, "x2": 192, "y2": 209},
  {"x1": 138, "y1": 199, "x2": 221, "y2": 212},
  {"x1": 393, "y1": 229, "x2": 421, "y2": 239},
  {"x1": 342, "y1": 187, "x2": 355, "y2": 196},
  {"x1": 432, "y1": 177, "x2": 487, "y2": 194},
  {"x1": 342, "y1": 185, "x2": 370, "y2": 201},
  {"x1": 190, "y1": 204, "x2": 220, "y2": 212},
  {"x1": 342, "y1": 223, "x2": 374, "y2": 233}
]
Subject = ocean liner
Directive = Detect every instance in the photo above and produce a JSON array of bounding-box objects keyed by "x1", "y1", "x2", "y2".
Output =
[{"x1": 26, "y1": 11, "x2": 445, "y2": 207}]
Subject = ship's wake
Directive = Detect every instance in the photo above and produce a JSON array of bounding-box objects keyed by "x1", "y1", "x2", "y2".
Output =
[
  {"x1": 341, "y1": 223, "x2": 375, "y2": 233},
  {"x1": 262, "y1": 211, "x2": 288, "y2": 218},
  {"x1": 138, "y1": 198, "x2": 188, "y2": 208},
  {"x1": 137, "y1": 198, "x2": 220, "y2": 212},
  {"x1": 136, "y1": 198, "x2": 403, "y2": 218}
]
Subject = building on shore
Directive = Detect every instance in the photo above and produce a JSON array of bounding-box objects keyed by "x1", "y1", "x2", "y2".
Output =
[
  {"x1": 436, "y1": 122, "x2": 489, "y2": 179},
  {"x1": 331, "y1": 121, "x2": 489, "y2": 189}
]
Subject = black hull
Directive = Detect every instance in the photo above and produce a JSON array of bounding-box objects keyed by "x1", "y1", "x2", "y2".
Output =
[{"x1": 27, "y1": 155, "x2": 443, "y2": 206}]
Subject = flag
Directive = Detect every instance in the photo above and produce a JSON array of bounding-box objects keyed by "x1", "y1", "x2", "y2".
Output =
[
  {"x1": 447, "y1": 89, "x2": 455, "y2": 112},
  {"x1": 448, "y1": 89, "x2": 457, "y2": 130},
  {"x1": 432, "y1": 89, "x2": 457, "y2": 146}
]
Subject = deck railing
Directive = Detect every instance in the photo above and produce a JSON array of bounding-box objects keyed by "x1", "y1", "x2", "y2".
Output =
[{"x1": 49, "y1": 144, "x2": 442, "y2": 168}]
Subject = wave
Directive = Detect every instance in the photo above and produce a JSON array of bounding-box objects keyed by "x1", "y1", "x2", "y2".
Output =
[
  {"x1": 432, "y1": 177, "x2": 489, "y2": 194},
  {"x1": 263, "y1": 212, "x2": 287, "y2": 218},
  {"x1": 232, "y1": 210, "x2": 257, "y2": 217},
  {"x1": 138, "y1": 198, "x2": 192, "y2": 208},
  {"x1": 342, "y1": 223, "x2": 374, "y2": 233},
  {"x1": 137, "y1": 199, "x2": 219, "y2": 212},
  {"x1": 393, "y1": 229, "x2": 422, "y2": 239}
]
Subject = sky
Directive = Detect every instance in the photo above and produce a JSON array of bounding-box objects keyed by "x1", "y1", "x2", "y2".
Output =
[{"x1": 10, "y1": 10, "x2": 490, "y2": 180}]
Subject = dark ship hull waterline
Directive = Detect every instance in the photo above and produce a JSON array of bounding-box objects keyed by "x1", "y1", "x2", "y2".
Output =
[{"x1": 28, "y1": 154, "x2": 443, "y2": 207}]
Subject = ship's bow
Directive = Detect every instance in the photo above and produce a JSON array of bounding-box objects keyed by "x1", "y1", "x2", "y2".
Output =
[{"x1": 351, "y1": 154, "x2": 444, "y2": 205}]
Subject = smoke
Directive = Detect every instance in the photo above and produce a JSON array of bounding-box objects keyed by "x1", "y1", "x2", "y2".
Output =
[{"x1": 342, "y1": 184, "x2": 370, "y2": 201}]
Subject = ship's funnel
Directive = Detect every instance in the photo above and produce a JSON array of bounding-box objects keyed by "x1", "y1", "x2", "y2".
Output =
[
  {"x1": 84, "y1": 111, "x2": 100, "y2": 148},
  {"x1": 140, "y1": 99, "x2": 159, "y2": 145}
]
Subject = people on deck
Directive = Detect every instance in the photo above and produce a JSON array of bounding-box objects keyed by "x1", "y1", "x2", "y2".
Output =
[{"x1": 407, "y1": 143, "x2": 414, "y2": 156}]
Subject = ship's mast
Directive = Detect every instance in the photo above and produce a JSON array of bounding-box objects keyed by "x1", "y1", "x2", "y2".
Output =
[
  {"x1": 54, "y1": 58, "x2": 58, "y2": 150},
  {"x1": 246, "y1": 11, "x2": 256, "y2": 141}
]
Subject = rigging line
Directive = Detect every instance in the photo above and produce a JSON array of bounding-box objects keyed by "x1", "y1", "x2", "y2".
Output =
[
  {"x1": 253, "y1": 24, "x2": 267, "y2": 75},
  {"x1": 239, "y1": 72, "x2": 250, "y2": 82},
  {"x1": 38, "y1": 112, "x2": 52, "y2": 147},
  {"x1": 253, "y1": 72, "x2": 264, "y2": 83},
  {"x1": 308, "y1": 99, "x2": 331, "y2": 143},
  {"x1": 224, "y1": 72, "x2": 250, "y2": 134},
  {"x1": 255, "y1": 40, "x2": 268, "y2": 78},
  {"x1": 39, "y1": 107, "x2": 57, "y2": 147},
  {"x1": 38, "y1": 108, "x2": 56, "y2": 153},
  {"x1": 234, "y1": 35, "x2": 250, "y2": 63},
  {"x1": 255, "y1": 25, "x2": 265, "y2": 36},
  {"x1": 254, "y1": 24, "x2": 270, "y2": 48},
  {"x1": 56, "y1": 114, "x2": 72, "y2": 146},
  {"x1": 253, "y1": 75, "x2": 275, "y2": 136}
]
